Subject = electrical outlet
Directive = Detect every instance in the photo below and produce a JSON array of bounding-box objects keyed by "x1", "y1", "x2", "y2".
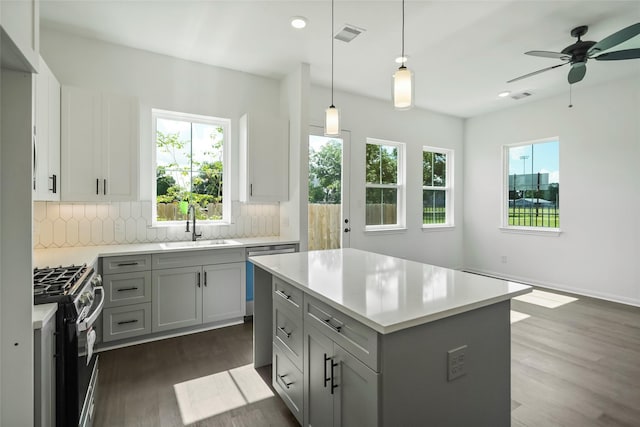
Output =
[
  {"x1": 501, "y1": 255, "x2": 508, "y2": 264},
  {"x1": 447, "y1": 345, "x2": 467, "y2": 381}
]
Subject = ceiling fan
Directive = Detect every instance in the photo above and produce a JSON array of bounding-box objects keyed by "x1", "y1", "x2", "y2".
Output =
[{"x1": 508, "y1": 22, "x2": 640, "y2": 84}]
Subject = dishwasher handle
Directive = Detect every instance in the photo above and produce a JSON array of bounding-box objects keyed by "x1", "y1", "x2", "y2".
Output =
[{"x1": 247, "y1": 246, "x2": 296, "y2": 257}]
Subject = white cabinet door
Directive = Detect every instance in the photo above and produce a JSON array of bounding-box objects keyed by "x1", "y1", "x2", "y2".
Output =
[
  {"x1": 304, "y1": 324, "x2": 334, "y2": 427},
  {"x1": 34, "y1": 57, "x2": 60, "y2": 201},
  {"x1": 61, "y1": 86, "x2": 138, "y2": 201},
  {"x1": 202, "y1": 262, "x2": 246, "y2": 324},
  {"x1": 239, "y1": 113, "x2": 289, "y2": 202},
  {"x1": 0, "y1": 0, "x2": 39, "y2": 72},
  {"x1": 61, "y1": 86, "x2": 102, "y2": 201},
  {"x1": 152, "y1": 266, "x2": 203, "y2": 332},
  {"x1": 102, "y1": 93, "x2": 138, "y2": 201}
]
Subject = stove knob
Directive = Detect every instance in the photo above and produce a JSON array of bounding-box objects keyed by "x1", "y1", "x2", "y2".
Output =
[{"x1": 79, "y1": 291, "x2": 93, "y2": 307}]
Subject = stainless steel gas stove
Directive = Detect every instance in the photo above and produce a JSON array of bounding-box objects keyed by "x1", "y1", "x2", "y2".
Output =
[{"x1": 33, "y1": 264, "x2": 103, "y2": 427}]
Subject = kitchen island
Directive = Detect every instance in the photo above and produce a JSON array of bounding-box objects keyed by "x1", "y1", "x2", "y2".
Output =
[{"x1": 250, "y1": 248, "x2": 531, "y2": 427}]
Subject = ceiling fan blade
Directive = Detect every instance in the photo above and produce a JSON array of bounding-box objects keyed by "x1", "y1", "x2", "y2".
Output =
[
  {"x1": 568, "y1": 63, "x2": 587, "y2": 84},
  {"x1": 587, "y1": 22, "x2": 640, "y2": 56},
  {"x1": 594, "y1": 48, "x2": 640, "y2": 61},
  {"x1": 525, "y1": 50, "x2": 571, "y2": 60},
  {"x1": 507, "y1": 63, "x2": 568, "y2": 83}
]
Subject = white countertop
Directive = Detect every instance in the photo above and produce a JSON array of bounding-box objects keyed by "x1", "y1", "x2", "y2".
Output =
[
  {"x1": 33, "y1": 303, "x2": 58, "y2": 329},
  {"x1": 33, "y1": 236, "x2": 298, "y2": 268},
  {"x1": 249, "y1": 248, "x2": 531, "y2": 334}
]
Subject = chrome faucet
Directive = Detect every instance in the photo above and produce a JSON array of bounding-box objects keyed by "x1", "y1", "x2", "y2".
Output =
[{"x1": 185, "y1": 204, "x2": 202, "y2": 241}]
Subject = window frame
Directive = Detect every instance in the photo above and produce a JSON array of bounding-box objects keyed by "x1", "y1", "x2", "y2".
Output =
[
  {"x1": 151, "y1": 108, "x2": 231, "y2": 226},
  {"x1": 501, "y1": 136, "x2": 561, "y2": 235},
  {"x1": 364, "y1": 137, "x2": 406, "y2": 232},
  {"x1": 422, "y1": 145, "x2": 454, "y2": 229}
]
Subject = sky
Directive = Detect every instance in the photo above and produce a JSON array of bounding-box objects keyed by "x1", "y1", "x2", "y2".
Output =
[{"x1": 508, "y1": 140, "x2": 559, "y2": 183}]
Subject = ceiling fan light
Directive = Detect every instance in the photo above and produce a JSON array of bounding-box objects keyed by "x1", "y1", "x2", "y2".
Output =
[
  {"x1": 498, "y1": 91, "x2": 511, "y2": 98},
  {"x1": 290, "y1": 16, "x2": 307, "y2": 29},
  {"x1": 393, "y1": 66, "x2": 414, "y2": 110},
  {"x1": 325, "y1": 105, "x2": 340, "y2": 136}
]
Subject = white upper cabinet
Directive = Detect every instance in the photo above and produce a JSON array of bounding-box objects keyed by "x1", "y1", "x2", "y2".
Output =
[
  {"x1": 61, "y1": 86, "x2": 139, "y2": 202},
  {"x1": 0, "y1": 0, "x2": 39, "y2": 72},
  {"x1": 33, "y1": 57, "x2": 60, "y2": 201},
  {"x1": 239, "y1": 113, "x2": 289, "y2": 202}
]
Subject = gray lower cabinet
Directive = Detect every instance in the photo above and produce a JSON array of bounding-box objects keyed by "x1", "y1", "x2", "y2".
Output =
[
  {"x1": 304, "y1": 323, "x2": 379, "y2": 427},
  {"x1": 202, "y1": 263, "x2": 246, "y2": 323},
  {"x1": 34, "y1": 313, "x2": 56, "y2": 427},
  {"x1": 152, "y1": 266, "x2": 203, "y2": 332},
  {"x1": 103, "y1": 303, "x2": 152, "y2": 342}
]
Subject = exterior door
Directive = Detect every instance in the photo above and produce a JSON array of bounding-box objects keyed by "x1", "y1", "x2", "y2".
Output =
[{"x1": 308, "y1": 125, "x2": 351, "y2": 250}]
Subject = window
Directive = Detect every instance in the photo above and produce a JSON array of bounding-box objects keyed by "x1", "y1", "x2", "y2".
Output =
[
  {"x1": 504, "y1": 138, "x2": 559, "y2": 230},
  {"x1": 152, "y1": 109, "x2": 230, "y2": 224},
  {"x1": 423, "y1": 147, "x2": 453, "y2": 227},
  {"x1": 365, "y1": 138, "x2": 405, "y2": 229}
]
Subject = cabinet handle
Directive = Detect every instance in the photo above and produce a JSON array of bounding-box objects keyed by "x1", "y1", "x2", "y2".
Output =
[
  {"x1": 275, "y1": 290, "x2": 291, "y2": 300},
  {"x1": 33, "y1": 131, "x2": 37, "y2": 191},
  {"x1": 197, "y1": 272, "x2": 201, "y2": 288},
  {"x1": 117, "y1": 319, "x2": 138, "y2": 325},
  {"x1": 277, "y1": 326, "x2": 291, "y2": 338},
  {"x1": 324, "y1": 318, "x2": 342, "y2": 333},
  {"x1": 250, "y1": 183, "x2": 253, "y2": 197},
  {"x1": 116, "y1": 287, "x2": 138, "y2": 292},
  {"x1": 204, "y1": 271, "x2": 207, "y2": 287},
  {"x1": 323, "y1": 353, "x2": 331, "y2": 388},
  {"x1": 96, "y1": 178, "x2": 99, "y2": 195},
  {"x1": 49, "y1": 174, "x2": 57, "y2": 194},
  {"x1": 103, "y1": 179, "x2": 107, "y2": 195},
  {"x1": 117, "y1": 262, "x2": 139, "y2": 267},
  {"x1": 330, "y1": 359, "x2": 339, "y2": 394},
  {"x1": 277, "y1": 374, "x2": 293, "y2": 389}
]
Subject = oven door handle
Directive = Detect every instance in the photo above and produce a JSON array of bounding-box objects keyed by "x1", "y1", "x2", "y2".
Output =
[{"x1": 77, "y1": 286, "x2": 105, "y2": 332}]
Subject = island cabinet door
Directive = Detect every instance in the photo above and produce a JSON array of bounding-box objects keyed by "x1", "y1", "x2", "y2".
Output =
[
  {"x1": 152, "y1": 266, "x2": 203, "y2": 332},
  {"x1": 304, "y1": 324, "x2": 334, "y2": 427}
]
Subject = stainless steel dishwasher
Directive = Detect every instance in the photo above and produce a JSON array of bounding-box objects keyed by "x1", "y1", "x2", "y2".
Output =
[{"x1": 245, "y1": 244, "x2": 298, "y2": 317}]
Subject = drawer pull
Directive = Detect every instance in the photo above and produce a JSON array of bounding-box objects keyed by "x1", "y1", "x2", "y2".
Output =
[
  {"x1": 116, "y1": 287, "x2": 139, "y2": 292},
  {"x1": 330, "y1": 360, "x2": 339, "y2": 394},
  {"x1": 323, "y1": 353, "x2": 331, "y2": 388},
  {"x1": 116, "y1": 262, "x2": 139, "y2": 267},
  {"x1": 117, "y1": 319, "x2": 138, "y2": 325},
  {"x1": 324, "y1": 318, "x2": 342, "y2": 333},
  {"x1": 275, "y1": 289, "x2": 291, "y2": 300},
  {"x1": 277, "y1": 326, "x2": 291, "y2": 338},
  {"x1": 277, "y1": 374, "x2": 293, "y2": 389}
]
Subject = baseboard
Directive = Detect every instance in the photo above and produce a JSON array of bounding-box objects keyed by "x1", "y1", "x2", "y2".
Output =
[{"x1": 463, "y1": 267, "x2": 640, "y2": 308}]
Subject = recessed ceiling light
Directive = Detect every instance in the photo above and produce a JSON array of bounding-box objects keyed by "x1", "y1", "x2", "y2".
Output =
[
  {"x1": 290, "y1": 16, "x2": 307, "y2": 29},
  {"x1": 395, "y1": 56, "x2": 408, "y2": 64},
  {"x1": 498, "y1": 91, "x2": 511, "y2": 98}
]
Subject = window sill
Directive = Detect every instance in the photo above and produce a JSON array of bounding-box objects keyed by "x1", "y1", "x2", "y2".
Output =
[
  {"x1": 499, "y1": 226, "x2": 562, "y2": 236},
  {"x1": 421, "y1": 225, "x2": 455, "y2": 232},
  {"x1": 364, "y1": 227, "x2": 407, "y2": 235}
]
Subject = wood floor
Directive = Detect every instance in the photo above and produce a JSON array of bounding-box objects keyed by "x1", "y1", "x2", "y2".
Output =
[{"x1": 94, "y1": 289, "x2": 640, "y2": 427}]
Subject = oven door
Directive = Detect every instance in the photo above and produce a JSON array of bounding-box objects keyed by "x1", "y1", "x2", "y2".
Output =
[{"x1": 76, "y1": 285, "x2": 104, "y2": 426}]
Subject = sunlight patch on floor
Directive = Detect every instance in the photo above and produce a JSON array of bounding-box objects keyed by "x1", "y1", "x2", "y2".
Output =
[
  {"x1": 510, "y1": 310, "x2": 531, "y2": 323},
  {"x1": 514, "y1": 289, "x2": 578, "y2": 308},
  {"x1": 174, "y1": 363, "x2": 274, "y2": 425}
]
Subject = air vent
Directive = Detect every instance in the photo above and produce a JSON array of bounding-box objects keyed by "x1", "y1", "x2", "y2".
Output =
[
  {"x1": 511, "y1": 92, "x2": 532, "y2": 100},
  {"x1": 334, "y1": 24, "x2": 365, "y2": 43}
]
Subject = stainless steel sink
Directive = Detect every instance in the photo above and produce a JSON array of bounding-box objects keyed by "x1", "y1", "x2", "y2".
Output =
[{"x1": 159, "y1": 239, "x2": 240, "y2": 250}]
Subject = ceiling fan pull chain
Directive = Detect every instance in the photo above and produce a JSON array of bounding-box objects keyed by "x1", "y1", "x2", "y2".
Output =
[{"x1": 568, "y1": 84, "x2": 573, "y2": 108}]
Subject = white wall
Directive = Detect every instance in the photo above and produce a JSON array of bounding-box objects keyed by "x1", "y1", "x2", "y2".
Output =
[
  {"x1": 310, "y1": 86, "x2": 465, "y2": 269},
  {"x1": 464, "y1": 76, "x2": 640, "y2": 306}
]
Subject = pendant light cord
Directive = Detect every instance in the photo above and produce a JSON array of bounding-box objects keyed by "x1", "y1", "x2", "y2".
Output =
[
  {"x1": 331, "y1": 0, "x2": 335, "y2": 106},
  {"x1": 401, "y1": 0, "x2": 405, "y2": 65}
]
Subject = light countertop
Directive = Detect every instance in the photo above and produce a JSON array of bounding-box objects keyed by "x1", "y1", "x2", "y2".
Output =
[
  {"x1": 249, "y1": 248, "x2": 531, "y2": 334},
  {"x1": 33, "y1": 303, "x2": 57, "y2": 329},
  {"x1": 33, "y1": 236, "x2": 298, "y2": 269}
]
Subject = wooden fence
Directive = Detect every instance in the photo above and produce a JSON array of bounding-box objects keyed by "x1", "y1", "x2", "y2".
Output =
[
  {"x1": 157, "y1": 203, "x2": 222, "y2": 221},
  {"x1": 308, "y1": 204, "x2": 341, "y2": 250}
]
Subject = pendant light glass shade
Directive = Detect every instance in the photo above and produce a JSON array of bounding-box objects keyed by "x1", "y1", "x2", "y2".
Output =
[
  {"x1": 325, "y1": 105, "x2": 340, "y2": 136},
  {"x1": 393, "y1": 65, "x2": 414, "y2": 110}
]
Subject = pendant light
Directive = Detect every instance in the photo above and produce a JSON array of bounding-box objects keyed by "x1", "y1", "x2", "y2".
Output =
[
  {"x1": 393, "y1": 0, "x2": 414, "y2": 110},
  {"x1": 325, "y1": 0, "x2": 340, "y2": 136}
]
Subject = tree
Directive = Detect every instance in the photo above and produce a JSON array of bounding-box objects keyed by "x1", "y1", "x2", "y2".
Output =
[
  {"x1": 156, "y1": 166, "x2": 176, "y2": 196},
  {"x1": 366, "y1": 143, "x2": 398, "y2": 204},
  {"x1": 193, "y1": 160, "x2": 223, "y2": 202},
  {"x1": 309, "y1": 139, "x2": 342, "y2": 203}
]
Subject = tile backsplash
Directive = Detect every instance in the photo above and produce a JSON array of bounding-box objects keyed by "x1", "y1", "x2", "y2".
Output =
[{"x1": 33, "y1": 201, "x2": 280, "y2": 249}]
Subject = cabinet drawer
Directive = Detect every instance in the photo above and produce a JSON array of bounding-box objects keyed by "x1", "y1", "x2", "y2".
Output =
[
  {"x1": 274, "y1": 299, "x2": 303, "y2": 370},
  {"x1": 273, "y1": 343, "x2": 303, "y2": 425},
  {"x1": 102, "y1": 254, "x2": 151, "y2": 275},
  {"x1": 102, "y1": 303, "x2": 151, "y2": 342},
  {"x1": 152, "y1": 248, "x2": 244, "y2": 270},
  {"x1": 103, "y1": 271, "x2": 151, "y2": 308},
  {"x1": 272, "y1": 277, "x2": 303, "y2": 314},
  {"x1": 305, "y1": 295, "x2": 379, "y2": 372}
]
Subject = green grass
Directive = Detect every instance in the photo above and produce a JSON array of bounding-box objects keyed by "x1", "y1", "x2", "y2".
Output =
[{"x1": 508, "y1": 207, "x2": 559, "y2": 228}]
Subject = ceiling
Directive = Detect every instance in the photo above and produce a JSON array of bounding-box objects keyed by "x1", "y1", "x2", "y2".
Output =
[{"x1": 40, "y1": 1, "x2": 640, "y2": 118}]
